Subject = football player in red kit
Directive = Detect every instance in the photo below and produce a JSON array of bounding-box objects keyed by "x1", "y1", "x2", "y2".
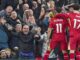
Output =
[
  {"x1": 44, "y1": 7, "x2": 69, "y2": 60},
  {"x1": 67, "y1": 4, "x2": 80, "y2": 60}
]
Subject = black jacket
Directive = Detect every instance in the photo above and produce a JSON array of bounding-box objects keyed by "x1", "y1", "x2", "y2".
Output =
[
  {"x1": 18, "y1": 32, "x2": 35, "y2": 52},
  {"x1": 10, "y1": 31, "x2": 19, "y2": 50}
]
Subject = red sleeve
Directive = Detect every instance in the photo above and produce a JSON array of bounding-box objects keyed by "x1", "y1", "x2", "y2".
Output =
[
  {"x1": 49, "y1": 18, "x2": 54, "y2": 28},
  {"x1": 65, "y1": 13, "x2": 71, "y2": 18},
  {"x1": 65, "y1": 19, "x2": 69, "y2": 28}
]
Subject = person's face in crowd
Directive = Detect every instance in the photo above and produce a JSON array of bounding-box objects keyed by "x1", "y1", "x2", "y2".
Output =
[
  {"x1": 5, "y1": 6, "x2": 13, "y2": 16},
  {"x1": 50, "y1": 1, "x2": 55, "y2": 7},
  {"x1": 47, "y1": 0, "x2": 55, "y2": 11},
  {"x1": 22, "y1": 25, "x2": 29, "y2": 34},
  {"x1": 0, "y1": 51, "x2": 7, "y2": 58},
  {"x1": 0, "y1": 49, "x2": 11, "y2": 59},
  {"x1": 28, "y1": 9, "x2": 33, "y2": 16},
  {"x1": 15, "y1": 24, "x2": 22, "y2": 32},
  {"x1": 32, "y1": 1, "x2": 38, "y2": 8},
  {"x1": 23, "y1": 4, "x2": 29, "y2": 11},
  {"x1": 11, "y1": 11, "x2": 17, "y2": 19},
  {"x1": 40, "y1": 7, "x2": 46, "y2": 18},
  {"x1": 69, "y1": 7, "x2": 74, "y2": 12},
  {"x1": 24, "y1": 10, "x2": 30, "y2": 18}
]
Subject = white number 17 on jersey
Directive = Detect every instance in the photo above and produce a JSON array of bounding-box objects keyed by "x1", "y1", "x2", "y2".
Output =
[{"x1": 74, "y1": 19, "x2": 80, "y2": 29}]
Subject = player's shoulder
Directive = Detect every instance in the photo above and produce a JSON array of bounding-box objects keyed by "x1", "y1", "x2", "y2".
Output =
[
  {"x1": 49, "y1": 16, "x2": 59, "y2": 24},
  {"x1": 66, "y1": 12, "x2": 75, "y2": 18},
  {"x1": 65, "y1": 12, "x2": 72, "y2": 17},
  {"x1": 67, "y1": 12, "x2": 80, "y2": 16},
  {"x1": 49, "y1": 17, "x2": 55, "y2": 23},
  {"x1": 56, "y1": 13, "x2": 66, "y2": 16},
  {"x1": 54, "y1": 13, "x2": 68, "y2": 20},
  {"x1": 75, "y1": 13, "x2": 80, "y2": 19},
  {"x1": 69, "y1": 12, "x2": 80, "y2": 18}
]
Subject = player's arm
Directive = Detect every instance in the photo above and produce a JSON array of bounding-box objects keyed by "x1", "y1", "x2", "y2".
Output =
[
  {"x1": 47, "y1": 18, "x2": 54, "y2": 40},
  {"x1": 68, "y1": 18, "x2": 71, "y2": 26},
  {"x1": 47, "y1": 27, "x2": 53, "y2": 51},
  {"x1": 66, "y1": 13, "x2": 71, "y2": 27},
  {"x1": 67, "y1": 18, "x2": 71, "y2": 50},
  {"x1": 47, "y1": 27, "x2": 53, "y2": 40},
  {"x1": 47, "y1": 18, "x2": 54, "y2": 51}
]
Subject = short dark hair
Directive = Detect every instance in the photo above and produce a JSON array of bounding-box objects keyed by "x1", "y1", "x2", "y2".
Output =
[
  {"x1": 68, "y1": 4, "x2": 80, "y2": 10},
  {"x1": 55, "y1": 7, "x2": 62, "y2": 13},
  {"x1": 22, "y1": 23, "x2": 27, "y2": 28}
]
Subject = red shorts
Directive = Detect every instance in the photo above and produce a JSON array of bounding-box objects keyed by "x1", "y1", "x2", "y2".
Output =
[
  {"x1": 50, "y1": 34, "x2": 67, "y2": 50},
  {"x1": 69, "y1": 32, "x2": 80, "y2": 50}
]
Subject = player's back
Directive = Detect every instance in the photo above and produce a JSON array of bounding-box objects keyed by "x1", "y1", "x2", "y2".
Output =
[
  {"x1": 68, "y1": 12, "x2": 80, "y2": 33},
  {"x1": 50, "y1": 13, "x2": 68, "y2": 35}
]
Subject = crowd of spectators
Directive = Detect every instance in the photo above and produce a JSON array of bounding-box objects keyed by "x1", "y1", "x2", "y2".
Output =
[{"x1": 0, "y1": 0, "x2": 80, "y2": 60}]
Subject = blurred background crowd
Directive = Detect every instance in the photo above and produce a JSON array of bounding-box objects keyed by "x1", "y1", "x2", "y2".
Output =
[{"x1": 0, "y1": 0, "x2": 80, "y2": 60}]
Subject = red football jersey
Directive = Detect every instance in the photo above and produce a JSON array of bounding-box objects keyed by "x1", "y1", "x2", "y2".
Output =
[
  {"x1": 49, "y1": 13, "x2": 68, "y2": 50},
  {"x1": 67, "y1": 12, "x2": 80, "y2": 34},
  {"x1": 49, "y1": 13, "x2": 68, "y2": 35}
]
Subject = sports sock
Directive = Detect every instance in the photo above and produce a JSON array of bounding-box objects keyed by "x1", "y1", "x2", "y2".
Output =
[
  {"x1": 43, "y1": 50, "x2": 50, "y2": 60},
  {"x1": 70, "y1": 53, "x2": 75, "y2": 60},
  {"x1": 76, "y1": 50, "x2": 80, "y2": 60},
  {"x1": 63, "y1": 53, "x2": 69, "y2": 60}
]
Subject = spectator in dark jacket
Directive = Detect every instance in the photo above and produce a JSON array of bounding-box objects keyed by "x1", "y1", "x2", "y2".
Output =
[
  {"x1": 10, "y1": 23, "x2": 22, "y2": 50},
  {"x1": 38, "y1": 7, "x2": 49, "y2": 34},
  {"x1": 32, "y1": 1, "x2": 41, "y2": 22},
  {"x1": 19, "y1": 3, "x2": 29, "y2": 18},
  {"x1": 19, "y1": 25, "x2": 35, "y2": 52},
  {"x1": 4, "y1": 11, "x2": 21, "y2": 50},
  {"x1": 19, "y1": 24, "x2": 40, "y2": 60},
  {"x1": 4, "y1": 11, "x2": 20, "y2": 36},
  {"x1": 9, "y1": 23, "x2": 22, "y2": 59},
  {"x1": 6, "y1": 11, "x2": 21, "y2": 28},
  {"x1": 0, "y1": 16, "x2": 11, "y2": 59},
  {"x1": 0, "y1": 17, "x2": 8, "y2": 50},
  {"x1": 10, "y1": 24, "x2": 40, "y2": 60}
]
